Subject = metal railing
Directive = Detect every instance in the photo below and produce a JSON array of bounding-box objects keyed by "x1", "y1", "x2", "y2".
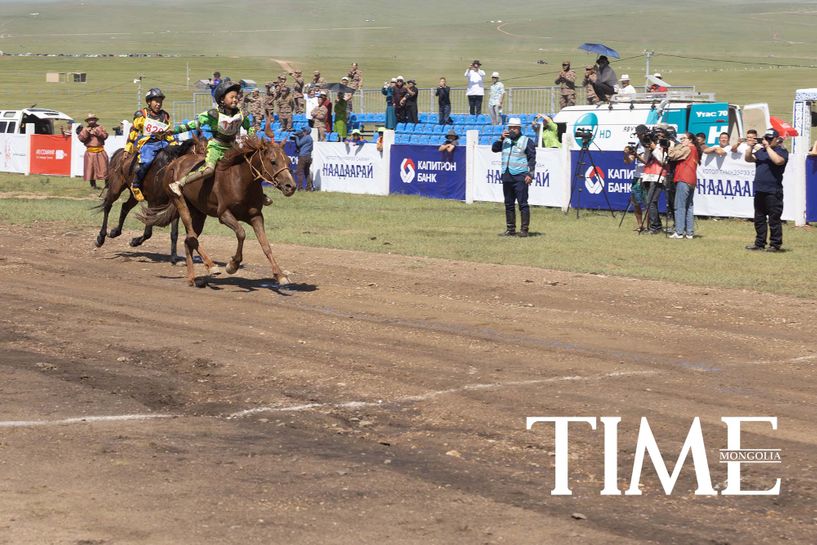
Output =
[{"x1": 173, "y1": 87, "x2": 697, "y2": 121}]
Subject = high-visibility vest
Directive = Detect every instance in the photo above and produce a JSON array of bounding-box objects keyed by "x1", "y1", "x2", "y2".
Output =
[{"x1": 501, "y1": 135, "x2": 530, "y2": 176}]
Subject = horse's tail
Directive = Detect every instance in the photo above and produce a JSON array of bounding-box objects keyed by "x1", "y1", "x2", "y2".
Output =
[{"x1": 137, "y1": 200, "x2": 178, "y2": 228}]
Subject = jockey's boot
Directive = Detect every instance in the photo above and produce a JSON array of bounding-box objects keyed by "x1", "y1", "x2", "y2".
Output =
[
  {"x1": 130, "y1": 185, "x2": 145, "y2": 202},
  {"x1": 169, "y1": 165, "x2": 213, "y2": 197}
]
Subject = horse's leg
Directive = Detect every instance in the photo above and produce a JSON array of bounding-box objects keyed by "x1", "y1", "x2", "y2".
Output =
[
  {"x1": 248, "y1": 214, "x2": 290, "y2": 285},
  {"x1": 129, "y1": 225, "x2": 153, "y2": 247},
  {"x1": 218, "y1": 209, "x2": 245, "y2": 275},
  {"x1": 169, "y1": 217, "x2": 182, "y2": 265},
  {"x1": 95, "y1": 199, "x2": 113, "y2": 247},
  {"x1": 191, "y1": 209, "x2": 219, "y2": 275},
  {"x1": 174, "y1": 196, "x2": 199, "y2": 286},
  {"x1": 109, "y1": 194, "x2": 137, "y2": 239}
]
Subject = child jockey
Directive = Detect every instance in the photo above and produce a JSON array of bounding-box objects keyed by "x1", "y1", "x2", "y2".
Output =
[
  {"x1": 169, "y1": 80, "x2": 263, "y2": 199},
  {"x1": 124, "y1": 88, "x2": 176, "y2": 202}
]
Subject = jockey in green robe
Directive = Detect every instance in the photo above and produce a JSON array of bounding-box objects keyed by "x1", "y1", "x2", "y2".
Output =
[{"x1": 169, "y1": 80, "x2": 255, "y2": 196}]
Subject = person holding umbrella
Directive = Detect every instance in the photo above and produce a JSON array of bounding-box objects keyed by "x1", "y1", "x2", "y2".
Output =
[{"x1": 592, "y1": 55, "x2": 618, "y2": 101}]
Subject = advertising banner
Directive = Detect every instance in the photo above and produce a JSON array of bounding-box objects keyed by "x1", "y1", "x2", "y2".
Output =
[
  {"x1": 313, "y1": 141, "x2": 388, "y2": 195},
  {"x1": 806, "y1": 156, "x2": 817, "y2": 222},
  {"x1": 472, "y1": 146, "x2": 566, "y2": 207},
  {"x1": 695, "y1": 150, "x2": 800, "y2": 221},
  {"x1": 389, "y1": 145, "x2": 465, "y2": 200},
  {"x1": 30, "y1": 134, "x2": 72, "y2": 176},
  {"x1": 0, "y1": 134, "x2": 29, "y2": 174},
  {"x1": 567, "y1": 150, "x2": 634, "y2": 211}
]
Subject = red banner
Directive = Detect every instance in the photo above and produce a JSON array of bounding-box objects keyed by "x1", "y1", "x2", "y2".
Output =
[{"x1": 30, "y1": 135, "x2": 72, "y2": 176}]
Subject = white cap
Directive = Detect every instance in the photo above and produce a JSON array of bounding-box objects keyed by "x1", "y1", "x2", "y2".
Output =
[
  {"x1": 491, "y1": 71, "x2": 500, "y2": 78},
  {"x1": 507, "y1": 117, "x2": 522, "y2": 127},
  {"x1": 620, "y1": 74, "x2": 630, "y2": 81},
  {"x1": 653, "y1": 72, "x2": 662, "y2": 78},
  {"x1": 396, "y1": 75, "x2": 404, "y2": 81},
  {"x1": 341, "y1": 76, "x2": 349, "y2": 81},
  {"x1": 390, "y1": 77, "x2": 397, "y2": 83}
]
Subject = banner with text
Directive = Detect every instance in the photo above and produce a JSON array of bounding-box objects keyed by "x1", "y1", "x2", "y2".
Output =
[
  {"x1": 472, "y1": 146, "x2": 566, "y2": 207},
  {"x1": 389, "y1": 145, "x2": 466, "y2": 200},
  {"x1": 30, "y1": 134, "x2": 72, "y2": 176},
  {"x1": 695, "y1": 150, "x2": 800, "y2": 221},
  {"x1": 0, "y1": 134, "x2": 29, "y2": 174},
  {"x1": 312, "y1": 141, "x2": 388, "y2": 195}
]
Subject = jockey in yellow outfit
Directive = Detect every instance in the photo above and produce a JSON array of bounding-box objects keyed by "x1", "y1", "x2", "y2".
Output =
[{"x1": 123, "y1": 88, "x2": 176, "y2": 202}]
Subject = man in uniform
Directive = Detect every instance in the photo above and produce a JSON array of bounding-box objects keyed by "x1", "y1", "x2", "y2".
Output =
[
  {"x1": 289, "y1": 69, "x2": 306, "y2": 113},
  {"x1": 310, "y1": 95, "x2": 329, "y2": 141},
  {"x1": 308, "y1": 70, "x2": 325, "y2": 93},
  {"x1": 263, "y1": 82, "x2": 277, "y2": 125},
  {"x1": 242, "y1": 89, "x2": 264, "y2": 131},
  {"x1": 276, "y1": 86, "x2": 295, "y2": 131},
  {"x1": 554, "y1": 60, "x2": 576, "y2": 109},
  {"x1": 582, "y1": 66, "x2": 600, "y2": 105},
  {"x1": 348, "y1": 62, "x2": 363, "y2": 91}
]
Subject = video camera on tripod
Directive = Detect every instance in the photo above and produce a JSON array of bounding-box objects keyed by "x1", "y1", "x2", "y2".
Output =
[
  {"x1": 574, "y1": 127, "x2": 594, "y2": 148},
  {"x1": 633, "y1": 127, "x2": 671, "y2": 150}
]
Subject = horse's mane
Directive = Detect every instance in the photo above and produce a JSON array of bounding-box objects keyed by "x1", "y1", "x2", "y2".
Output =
[{"x1": 219, "y1": 136, "x2": 272, "y2": 170}]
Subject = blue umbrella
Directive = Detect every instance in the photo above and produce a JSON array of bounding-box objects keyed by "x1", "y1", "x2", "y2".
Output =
[{"x1": 577, "y1": 43, "x2": 620, "y2": 60}]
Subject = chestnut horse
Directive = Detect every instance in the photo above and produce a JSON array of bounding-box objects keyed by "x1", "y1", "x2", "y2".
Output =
[
  {"x1": 139, "y1": 135, "x2": 297, "y2": 286},
  {"x1": 94, "y1": 140, "x2": 215, "y2": 271}
]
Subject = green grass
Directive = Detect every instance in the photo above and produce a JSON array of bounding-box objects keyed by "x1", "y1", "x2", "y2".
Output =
[{"x1": 1, "y1": 172, "x2": 815, "y2": 297}]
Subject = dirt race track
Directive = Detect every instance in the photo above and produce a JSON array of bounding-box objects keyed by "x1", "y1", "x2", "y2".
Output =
[{"x1": 0, "y1": 223, "x2": 815, "y2": 545}]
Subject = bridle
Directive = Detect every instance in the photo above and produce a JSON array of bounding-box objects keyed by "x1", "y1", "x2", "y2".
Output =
[{"x1": 247, "y1": 146, "x2": 289, "y2": 188}]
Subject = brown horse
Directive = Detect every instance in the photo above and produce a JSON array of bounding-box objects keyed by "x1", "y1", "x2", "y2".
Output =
[
  {"x1": 93, "y1": 140, "x2": 200, "y2": 264},
  {"x1": 139, "y1": 135, "x2": 297, "y2": 286}
]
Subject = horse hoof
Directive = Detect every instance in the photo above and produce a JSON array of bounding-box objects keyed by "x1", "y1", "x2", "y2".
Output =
[
  {"x1": 129, "y1": 237, "x2": 143, "y2": 247},
  {"x1": 275, "y1": 275, "x2": 291, "y2": 287},
  {"x1": 226, "y1": 261, "x2": 238, "y2": 275},
  {"x1": 94, "y1": 234, "x2": 106, "y2": 248},
  {"x1": 194, "y1": 277, "x2": 208, "y2": 288},
  {"x1": 109, "y1": 228, "x2": 121, "y2": 239},
  {"x1": 170, "y1": 255, "x2": 183, "y2": 266}
]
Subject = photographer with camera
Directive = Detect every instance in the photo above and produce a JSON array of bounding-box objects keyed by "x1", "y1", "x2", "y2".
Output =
[
  {"x1": 667, "y1": 132, "x2": 702, "y2": 239},
  {"x1": 464, "y1": 60, "x2": 486, "y2": 116},
  {"x1": 744, "y1": 129, "x2": 788, "y2": 252},
  {"x1": 491, "y1": 118, "x2": 536, "y2": 237},
  {"x1": 637, "y1": 126, "x2": 671, "y2": 234},
  {"x1": 623, "y1": 125, "x2": 651, "y2": 231}
]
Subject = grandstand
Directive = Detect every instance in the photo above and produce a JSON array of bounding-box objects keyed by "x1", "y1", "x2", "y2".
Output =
[{"x1": 176, "y1": 111, "x2": 543, "y2": 145}]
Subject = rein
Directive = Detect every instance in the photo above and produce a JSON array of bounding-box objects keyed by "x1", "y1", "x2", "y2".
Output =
[{"x1": 247, "y1": 148, "x2": 288, "y2": 188}]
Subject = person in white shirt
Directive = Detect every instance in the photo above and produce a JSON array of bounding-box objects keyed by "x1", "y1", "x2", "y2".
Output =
[
  {"x1": 464, "y1": 59, "x2": 485, "y2": 116},
  {"x1": 304, "y1": 87, "x2": 319, "y2": 129},
  {"x1": 488, "y1": 72, "x2": 505, "y2": 125},
  {"x1": 617, "y1": 74, "x2": 636, "y2": 95}
]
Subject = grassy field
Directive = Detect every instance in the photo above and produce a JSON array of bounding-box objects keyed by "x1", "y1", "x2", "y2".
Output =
[
  {"x1": 1, "y1": 173, "x2": 814, "y2": 297},
  {"x1": 1, "y1": 0, "x2": 816, "y2": 129}
]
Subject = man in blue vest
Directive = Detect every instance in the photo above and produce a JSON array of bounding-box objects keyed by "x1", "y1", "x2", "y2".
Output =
[{"x1": 492, "y1": 117, "x2": 537, "y2": 237}]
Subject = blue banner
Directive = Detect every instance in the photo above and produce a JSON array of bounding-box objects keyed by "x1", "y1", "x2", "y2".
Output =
[
  {"x1": 389, "y1": 145, "x2": 466, "y2": 200},
  {"x1": 807, "y1": 156, "x2": 817, "y2": 222},
  {"x1": 569, "y1": 150, "x2": 666, "y2": 212}
]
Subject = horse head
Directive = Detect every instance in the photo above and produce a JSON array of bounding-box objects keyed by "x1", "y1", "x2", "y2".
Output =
[{"x1": 251, "y1": 139, "x2": 296, "y2": 197}]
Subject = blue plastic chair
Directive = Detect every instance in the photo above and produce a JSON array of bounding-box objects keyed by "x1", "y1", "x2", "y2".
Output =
[{"x1": 396, "y1": 122, "x2": 408, "y2": 132}]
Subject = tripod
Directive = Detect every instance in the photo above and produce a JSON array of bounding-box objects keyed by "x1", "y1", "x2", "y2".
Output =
[
  {"x1": 568, "y1": 138, "x2": 615, "y2": 219},
  {"x1": 637, "y1": 145, "x2": 675, "y2": 236}
]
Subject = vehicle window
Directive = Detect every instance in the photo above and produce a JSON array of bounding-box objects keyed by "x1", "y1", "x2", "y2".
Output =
[
  {"x1": 3, "y1": 112, "x2": 15, "y2": 118},
  {"x1": 0, "y1": 122, "x2": 6, "y2": 133}
]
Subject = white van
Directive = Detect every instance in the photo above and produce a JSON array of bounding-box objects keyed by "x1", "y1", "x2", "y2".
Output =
[{"x1": 0, "y1": 108, "x2": 74, "y2": 135}]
